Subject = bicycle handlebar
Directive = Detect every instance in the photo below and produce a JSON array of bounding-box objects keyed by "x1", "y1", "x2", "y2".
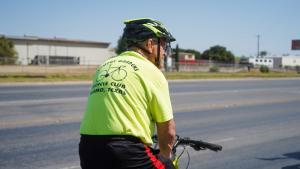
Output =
[
  {"x1": 152, "y1": 135, "x2": 222, "y2": 169},
  {"x1": 152, "y1": 135, "x2": 222, "y2": 152},
  {"x1": 176, "y1": 136, "x2": 222, "y2": 152}
]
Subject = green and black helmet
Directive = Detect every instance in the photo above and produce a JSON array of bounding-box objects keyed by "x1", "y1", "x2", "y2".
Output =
[
  {"x1": 122, "y1": 18, "x2": 176, "y2": 68},
  {"x1": 122, "y1": 18, "x2": 176, "y2": 45}
]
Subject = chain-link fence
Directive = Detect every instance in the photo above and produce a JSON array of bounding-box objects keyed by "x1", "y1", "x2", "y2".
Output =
[
  {"x1": 0, "y1": 57, "x2": 17, "y2": 65},
  {"x1": 0, "y1": 57, "x2": 97, "y2": 76},
  {"x1": 1, "y1": 57, "x2": 299, "y2": 76},
  {"x1": 168, "y1": 60, "x2": 249, "y2": 72}
]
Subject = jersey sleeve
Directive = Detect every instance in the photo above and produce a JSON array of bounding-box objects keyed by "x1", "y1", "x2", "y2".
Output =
[{"x1": 149, "y1": 75, "x2": 173, "y2": 123}]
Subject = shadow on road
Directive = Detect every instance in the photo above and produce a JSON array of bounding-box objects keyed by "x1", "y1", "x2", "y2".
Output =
[
  {"x1": 282, "y1": 164, "x2": 300, "y2": 169},
  {"x1": 257, "y1": 151, "x2": 300, "y2": 169}
]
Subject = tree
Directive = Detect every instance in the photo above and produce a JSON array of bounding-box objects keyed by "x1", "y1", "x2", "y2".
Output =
[
  {"x1": 260, "y1": 51, "x2": 268, "y2": 57},
  {"x1": 260, "y1": 65, "x2": 269, "y2": 73},
  {"x1": 0, "y1": 36, "x2": 17, "y2": 64},
  {"x1": 0, "y1": 36, "x2": 17, "y2": 57},
  {"x1": 201, "y1": 45, "x2": 235, "y2": 63}
]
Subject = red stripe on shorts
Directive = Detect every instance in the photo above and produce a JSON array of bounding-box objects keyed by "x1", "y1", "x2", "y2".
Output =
[{"x1": 144, "y1": 145, "x2": 165, "y2": 169}]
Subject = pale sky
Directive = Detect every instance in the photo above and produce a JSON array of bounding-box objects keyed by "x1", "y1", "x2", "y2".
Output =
[{"x1": 1, "y1": 0, "x2": 300, "y2": 56}]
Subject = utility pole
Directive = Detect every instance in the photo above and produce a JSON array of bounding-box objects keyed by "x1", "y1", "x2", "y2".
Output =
[
  {"x1": 175, "y1": 44, "x2": 179, "y2": 72},
  {"x1": 257, "y1": 34, "x2": 260, "y2": 58}
]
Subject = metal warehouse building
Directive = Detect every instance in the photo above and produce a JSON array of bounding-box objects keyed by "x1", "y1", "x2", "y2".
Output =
[
  {"x1": 281, "y1": 56, "x2": 300, "y2": 67},
  {"x1": 5, "y1": 35, "x2": 114, "y2": 65}
]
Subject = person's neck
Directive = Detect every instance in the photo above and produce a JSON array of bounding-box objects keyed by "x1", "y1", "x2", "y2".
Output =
[{"x1": 130, "y1": 47, "x2": 155, "y2": 64}]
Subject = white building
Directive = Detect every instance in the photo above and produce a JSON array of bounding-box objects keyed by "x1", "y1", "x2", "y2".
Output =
[
  {"x1": 4, "y1": 35, "x2": 114, "y2": 65},
  {"x1": 281, "y1": 56, "x2": 300, "y2": 67},
  {"x1": 248, "y1": 57, "x2": 274, "y2": 68},
  {"x1": 179, "y1": 52, "x2": 196, "y2": 61}
]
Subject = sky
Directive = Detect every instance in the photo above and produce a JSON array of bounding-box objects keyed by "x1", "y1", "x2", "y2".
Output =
[{"x1": 1, "y1": 0, "x2": 300, "y2": 57}]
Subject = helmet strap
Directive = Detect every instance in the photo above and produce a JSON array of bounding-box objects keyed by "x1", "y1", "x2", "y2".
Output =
[
  {"x1": 133, "y1": 39, "x2": 161, "y2": 68},
  {"x1": 155, "y1": 38, "x2": 161, "y2": 68},
  {"x1": 134, "y1": 43, "x2": 151, "y2": 55}
]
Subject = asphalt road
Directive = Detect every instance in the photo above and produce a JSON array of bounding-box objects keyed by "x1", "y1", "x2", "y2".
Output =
[{"x1": 0, "y1": 78, "x2": 300, "y2": 169}]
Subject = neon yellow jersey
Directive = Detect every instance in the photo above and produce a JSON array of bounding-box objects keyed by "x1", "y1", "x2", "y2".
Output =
[{"x1": 80, "y1": 51, "x2": 173, "y2": 144}]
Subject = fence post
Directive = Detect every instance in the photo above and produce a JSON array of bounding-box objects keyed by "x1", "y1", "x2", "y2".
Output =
[
  {"x1": 21, "y1": 64, "x2": 24, "y2": 74},
  {"x1": 45, "y1": 64, "x2": 48, "y2": 75}
]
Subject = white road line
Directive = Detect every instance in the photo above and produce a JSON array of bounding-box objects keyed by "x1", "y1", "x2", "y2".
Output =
[
  {"x1": 0, "y1": 81, "x2": 91, "y2": 87},
  {"x1": 0, "y1": 97, "x2": 87, "y2": 106},
  {"x1": 171, "y1": 87, "x2": 300, "y2": 97},
  {"x1": 172, "y1": 97, "x2": 300, "y2": 113},
  {"x1": 211, "y1": 137, "x2": 235, "y2": 143},
  {"x1": 0, "y1": 87, "x2": 88, "y2": 94},
  {"x1": 60, "y1": 165, "x2": 80, "y2": 169}
]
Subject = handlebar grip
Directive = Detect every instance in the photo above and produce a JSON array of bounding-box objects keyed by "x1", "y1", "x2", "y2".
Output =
[
  {"x1": 197, "y1": 141, "x2": 222, "y2": 152},
  {"x1": 152, "y1": 135, "x2": 223, "y2": 152},
  {"x1": 180, "y1": 139, "x2": 222, "y2": 152}
]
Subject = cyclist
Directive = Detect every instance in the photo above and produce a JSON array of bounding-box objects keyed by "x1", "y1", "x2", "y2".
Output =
[{"x1": 79, "y1": 18, "x2": 176, "y2": 169}]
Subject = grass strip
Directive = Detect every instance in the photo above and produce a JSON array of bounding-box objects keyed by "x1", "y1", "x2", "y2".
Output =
[{"x1": 0, "y1": 71, "x2": 299, "y2": 83}]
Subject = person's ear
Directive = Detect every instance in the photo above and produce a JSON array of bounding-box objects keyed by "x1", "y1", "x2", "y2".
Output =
[{"x1": 146, "y1": 39, "x2": 155, "y2": 54}]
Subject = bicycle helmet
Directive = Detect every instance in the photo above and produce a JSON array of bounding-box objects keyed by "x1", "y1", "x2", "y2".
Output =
[
  {"x1": 123, "y1": 18, "x2": 176, "y2": 44},
  {"x1": 122, "y1": 18, "x2": 176, "y2": 68}
]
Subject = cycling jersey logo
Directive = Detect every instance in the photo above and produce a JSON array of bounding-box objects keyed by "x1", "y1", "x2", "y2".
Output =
[{"x1": 97, "y1": 64, "x2": 127, "y2": 82}]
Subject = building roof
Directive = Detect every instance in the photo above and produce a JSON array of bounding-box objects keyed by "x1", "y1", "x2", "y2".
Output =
[{"x1": 1, "y1": 34, "x2": 111, "y2": 47}]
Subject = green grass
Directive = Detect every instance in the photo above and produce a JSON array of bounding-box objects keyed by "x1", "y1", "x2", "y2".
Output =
[
  {"x1": 164, "y1": 71, "x2": 300, "y2": 80},
  {"x1": 0, "y1": 74, "x2": 93, "y2": 83},
  {"x1": 0, "y1": 70, "x2": 299, "y2": 83}
]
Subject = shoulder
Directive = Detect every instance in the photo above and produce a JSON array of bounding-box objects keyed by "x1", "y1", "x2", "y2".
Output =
[{"x1": 114, "y1": 51, "x2": 168, "y2": 86}]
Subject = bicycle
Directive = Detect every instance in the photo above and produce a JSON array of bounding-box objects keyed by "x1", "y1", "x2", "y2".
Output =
[
  {"x1": 97, "y1": 64, "x2": 127, "y2": 82},
  {"x1": 152, "y1": 135, "x2": 222, "y2": 169}
]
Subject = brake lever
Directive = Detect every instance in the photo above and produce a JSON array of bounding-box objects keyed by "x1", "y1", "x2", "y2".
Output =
[{"x1": 191, "y1": 144, "x2": 207, "y2": 151}]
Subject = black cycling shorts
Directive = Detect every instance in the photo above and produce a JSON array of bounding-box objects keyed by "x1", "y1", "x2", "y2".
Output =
[{"x1": 79, "y1": 135, "x2": 175, "y2": 169}]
